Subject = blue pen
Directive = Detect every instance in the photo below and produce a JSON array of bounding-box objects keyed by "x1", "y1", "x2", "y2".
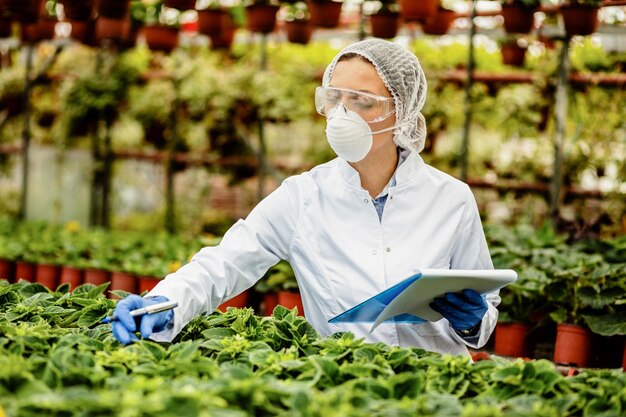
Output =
[{"x1": 101, "y1": 300, "x2": 178, "y2": 324}]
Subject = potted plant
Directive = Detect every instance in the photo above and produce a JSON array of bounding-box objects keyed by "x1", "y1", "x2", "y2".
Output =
[
  {"x1": 244, "y1": 0, "x2": 280, "y2": 34},
  {"x1": 281, "y1": 1, "x2": 312, "y2": 44},
  {"x1": 558, "y1": 0, "x2": 601, "y2": 37},
  {"x1": 367, "y1": 0, "x2": 400, "y2": 39},
  {"x1": 399, "y1": 0, "x2": 437, "y2": 22},
  {"x1": 500, "y1": 37, "x2": 527, "y2": 67},
  {"x1": 500, "y1": 0, "x2": 540, "y2": 34},
  {"x1": 138, "y1": 0, "x2": 180, "y2": 52},
  {"x1": 307, "y1": 0, "x2": 342, "y2": 28},
  {"x1": 421, "y1": 2, "x2": 456, "y2": 35},
  {"x1": 196, "y1": 0, "x2": 227, "y2": 36}
]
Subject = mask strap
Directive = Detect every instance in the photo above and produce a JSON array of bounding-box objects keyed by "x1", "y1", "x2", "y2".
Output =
[{"x1": 367, "y1": 120, "x2": 410, "y2": 136}]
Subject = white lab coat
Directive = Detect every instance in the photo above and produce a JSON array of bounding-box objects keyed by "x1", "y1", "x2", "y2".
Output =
[{"x1": 149, "y1": 151, "x2": 499, "y2": 356}]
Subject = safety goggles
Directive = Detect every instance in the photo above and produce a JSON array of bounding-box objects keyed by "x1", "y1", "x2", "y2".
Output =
[{"x1": 315, "y1": 86, "x2": 395, "y2": 123}]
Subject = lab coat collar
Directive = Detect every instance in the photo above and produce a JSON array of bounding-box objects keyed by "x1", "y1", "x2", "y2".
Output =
[{"x1": 336, "y1": 147, "x2": 425, "y2": 192}]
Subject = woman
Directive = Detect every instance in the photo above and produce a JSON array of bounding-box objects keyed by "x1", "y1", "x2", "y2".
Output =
[{"x1": 112, "y1": 39, "x2": 499, "y2": 357}]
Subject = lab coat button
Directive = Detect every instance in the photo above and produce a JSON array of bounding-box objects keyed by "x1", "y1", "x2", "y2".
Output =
[
  {"x1": 364, "y1": 198, "x2": 369, "y2": 203},
  {"x1": 386, "y1": 247, "x2": 391, "y2": 252}
]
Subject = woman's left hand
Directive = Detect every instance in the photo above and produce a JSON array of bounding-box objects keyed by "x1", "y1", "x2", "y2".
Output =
[{"x1": 429, "y1": 289, "x2": 487, "y2": 334}]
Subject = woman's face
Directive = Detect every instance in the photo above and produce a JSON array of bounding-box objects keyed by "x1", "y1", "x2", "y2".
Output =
[{"x1": 329, "y1": 58, "x2": 397, "y2": 151}]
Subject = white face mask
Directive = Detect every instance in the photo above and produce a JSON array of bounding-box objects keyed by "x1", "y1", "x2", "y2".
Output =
[{"x1": 325, "y1": 104, "x2": 398, "y2": 163}]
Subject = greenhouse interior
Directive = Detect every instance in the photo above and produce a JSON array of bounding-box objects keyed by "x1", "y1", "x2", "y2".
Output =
[{"x1": 1, "y1": 0, "x2": 626, "y2": 415}]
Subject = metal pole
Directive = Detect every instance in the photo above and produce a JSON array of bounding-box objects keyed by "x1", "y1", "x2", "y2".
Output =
[
  {"x1": 165, "y1": 54, "x2": 180, "y2": 233},
  {"x1": 550, "y1": 39, "x2": 570, "y2": 222},
  {"x1": 18, "y1": 45, "x2": 34, "y2": 221},
  {"x1": 459, "y1": 0, "x2": 478, "y2": 183},
  {"x1": 257, "y1": 34, "x2": 268, "y2": 201}
]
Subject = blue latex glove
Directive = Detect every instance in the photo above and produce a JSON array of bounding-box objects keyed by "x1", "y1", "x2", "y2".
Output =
[
  {"x1": 111, "y1": 295, "x2": 173, "y2": 345},
  {"x1": 429, "y1": 289, "x2": 487, "y2": 334}
]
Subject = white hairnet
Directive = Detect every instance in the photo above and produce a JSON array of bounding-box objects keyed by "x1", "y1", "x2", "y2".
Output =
[{"x1": 322, "y1": 39, "x2": 428, "y2": 153}]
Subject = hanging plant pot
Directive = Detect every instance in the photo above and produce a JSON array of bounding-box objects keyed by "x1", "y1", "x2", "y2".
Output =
[
  {"x1": 559, "y1": 4, "x2": 598, "y2": 37},
  {"x1": 209, "y1": 13, "x2": 235, "y2": 50},
  {"x1": 84, "y1": 268, "x2": 111, "y2": 286},
  {"x1": 59, "y1": 266, "x2": 83, "y2": 290},
  {"x1": 197, "y1": 8, "x2": 225, "y2": 37},
  {"x1": 110, "y1": 271, "x2": 137, "y2": 295},
  {"x1": 284, "y1": 18, "x2": 313, "y2": 44},
  {"x1": 15, "y1": 261, "x2": 36, "y2": 282},
  {"x1": 501, "y1": 4, "x2": 535, "y2": 34},
  {"x1": 95, "y1": 16, "x2": 130, "y2": 44},
  {"x1": 277, "y1": 290, "x2": 304, "y2": 316},
  {"x1": 61, "y1": 0, "x2": 95, "y2": 21},
  {"x1": 308, "y1": 0, "x2": 342, "y2": 28},
  {"x1": 0, "y1": 0, "x2": 43, "y2": 23},
  {"x1": 142, "y1": 24, "x2": 179, "y2": 53},
  {"x1": 20, "y1": 16, "x2": 57, "y2": 43},
  {"x1": 501, "y1": 40, "x2": 526, "y2": 67},
  {"x1": 0, "y1": 259, "x2": 15, "y2": 283},
  {"x1": 35, "y1": 264, "x2": 60, "y2": 290},
  {"x1": 138, "y1": 276, "x2": 160, "y2": 294},
  {"x1": 164, "y1": 0, "x2": 197, "y2": 10},
  {"x1": 370, "y1": 11, "x2": 399, "y2": 39},
  {"x1": 400, "y1": 0, "x2": 437, "y2": 22},
  {"x1": 68, "y1": 19, "x2": 97, "y2": 46},
  {"x1": 96, "y1": 0, "x2": 130, "y2": 19},
  {"x1": 218, "y1": 290, "x2": 250, "y2": 312},
  {"x1": 263, "y1": 292, "x2": 279, "y2": 316},
  {"x1": 494, "y1": 322, "x2": 531, "y2": 358},
  {"x1": 245, "y1": 4, "x2": 279, "y2": 34},
  {"x1": 553, "y1": 323, "x2": 591, "y2": 367},
  {"x1": 422, "y1": 8, "x2": 456, "y2": 35}
]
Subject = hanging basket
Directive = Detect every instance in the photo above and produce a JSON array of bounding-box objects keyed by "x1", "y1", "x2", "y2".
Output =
[
  {"x1": 501, "y1": 4, "x2": 536, "y2": 34},
  {"x1": 421, "y1": 8, "x2": 456, "y2": 35},
  {"x1": 559, "y1": 4, "x2": 598, "y2": 37},
  {"x1": 308, "y1": 0, "x2": 342, "y2": 28},
  {"x1": 142, "y1": 24, "x2": 179, "y2": 53},
  {"x1": 370, "y1": 11, "x2": 399, "y2": 39},
  {"x1": 284, "y1": 18, "x2": 313, "y2": 44},
  {"x1": 61, "y1": 0, "x2": 95, "y2": 21},
  {"x1": 197, "y1": 8, "x2": 225, "y2": 37},
  {"x1": 164, "y1": 0, "x2": 197, "y2": 10},
  {"x1": 245, "y1": 4, "x2": 279, "y2": 34},
  {"x1": 0, "y1": 0, "x2": 43, "y2": 23},
  {"x1": 553, "y1": 323, "x2": 591, "y2": 367},
  {"x1": 96, "y1": 0, "x2": 130, "y2": 19},
  {"x1": 400, "y1": 0, "x2": 437, "y2": 22}
]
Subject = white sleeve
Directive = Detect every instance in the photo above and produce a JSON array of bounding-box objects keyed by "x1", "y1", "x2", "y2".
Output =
[
  {"x1": 448, "y1": 188, "x2": 499, "y2": 349},
  {"x1": 147, "y1": 178, "x2": 300, "y2": 341}
]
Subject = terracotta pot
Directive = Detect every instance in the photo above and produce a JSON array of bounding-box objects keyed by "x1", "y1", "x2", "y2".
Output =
[
  {"x1": 494, "y1": 322, "x2": 531, "y2": 358},
  {"x1": 84, "y1": 268, "x2": 111, "y2": 286},
  {"x1": 20, "y1": 17, "x2": 57, "y2": 43},
  {"x1": 0, "y1": 0, "x2": 43, "y2": 23},
  {"x1": 96, "y1": 0, "x2": 130, "y2": 19},
  {"x1": 501, "y1": 41, "x2": 526, "y2": 67},
  {"x1": 277, "y1": 290, "x2": 304, "y2": 316},
  {"x1": 284, "y1": 19, "x2": 312, "y2": 44},
  {"x1": 263, "y1": 292, "x2": 279, "y2": 316},
  {"x1": 559, "y1": 4, "x2": 598, "y2": 37},
  {"x1": 422, "y1": 8, "x2": 456, "y2": 35},
  {"x1": 95, "y1": 16, "x2": 130, "y2": 44},
  {"x1": 0, "y1": 259, "x2": 15, "y2": 283},
  {"x1": 15, "y1": 262, "x2": 36, "y2": 282},
  {"x1": 308, "y1": 0, "x2": 342, "y2": 28},
  {"x1": 197, "y1": 8, "x2": 225, "y2": 37},
  {"x1": 164, "y1": 0, "x2": 197, "y2": 10},
  {"x1": 68, "y1": 19, "x2": 96, "y2": 46},
  {"x1": 554, "y1": 323, "x2": 591, "y2": 367},
  {"x1": 59, "y1": 266, "x2": 83, "y2": 290},
  {"x1": 142, "y1": 24, "x2": 179, "y2": 52},
  {"x1": 400, "y1": 0, "x2": 437, "y2": 22},
  {"x1": 61, "y1": 0, "x2": 95, "y2": 21},
  {"x1": 110, "y1": 271, "x2": 137, "y2": 295},
  {"x1": 501, "y1": 5, "x2": 535, "y2": 34},
  {"x1": 245, "y1": 4, "x2": 279, "y2": 34},
  {"x1": 209, "y1": 14, "x2": 235, "y2": 50},
  {"x1": 370, "y1": 11, "x2": 399, "y2": 39},
  {"x1": 35, "y1": 264, "x2": 60, "y2": 290},
  {"x1": 218, "y1": 290, "x2": 250, "y2": 312},
  {"x1": 138, "y1": 276, "x2": 160, "y2": 294}
]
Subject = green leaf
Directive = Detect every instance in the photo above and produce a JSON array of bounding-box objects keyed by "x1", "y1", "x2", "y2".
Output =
[{"x1": 583, "y1": 312, "x2": 626, "y2": 336}]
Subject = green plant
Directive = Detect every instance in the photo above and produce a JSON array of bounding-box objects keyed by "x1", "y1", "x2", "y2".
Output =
[{"x1": 254, "y1": 260, "x2": 298, "y2": 293}]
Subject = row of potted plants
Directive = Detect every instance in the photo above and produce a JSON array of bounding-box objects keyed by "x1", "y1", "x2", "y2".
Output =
[
  {"x1": 485, "y1": 223, "x2": 626, "y2": 368},
  {"x1": 0, "y1": 216, "x2": 305, "y2": 314}
]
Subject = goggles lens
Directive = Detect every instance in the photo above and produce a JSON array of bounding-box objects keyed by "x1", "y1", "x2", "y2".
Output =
[{"x1": 315, "y1": 86, "x2": 395, "y2": 123}]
